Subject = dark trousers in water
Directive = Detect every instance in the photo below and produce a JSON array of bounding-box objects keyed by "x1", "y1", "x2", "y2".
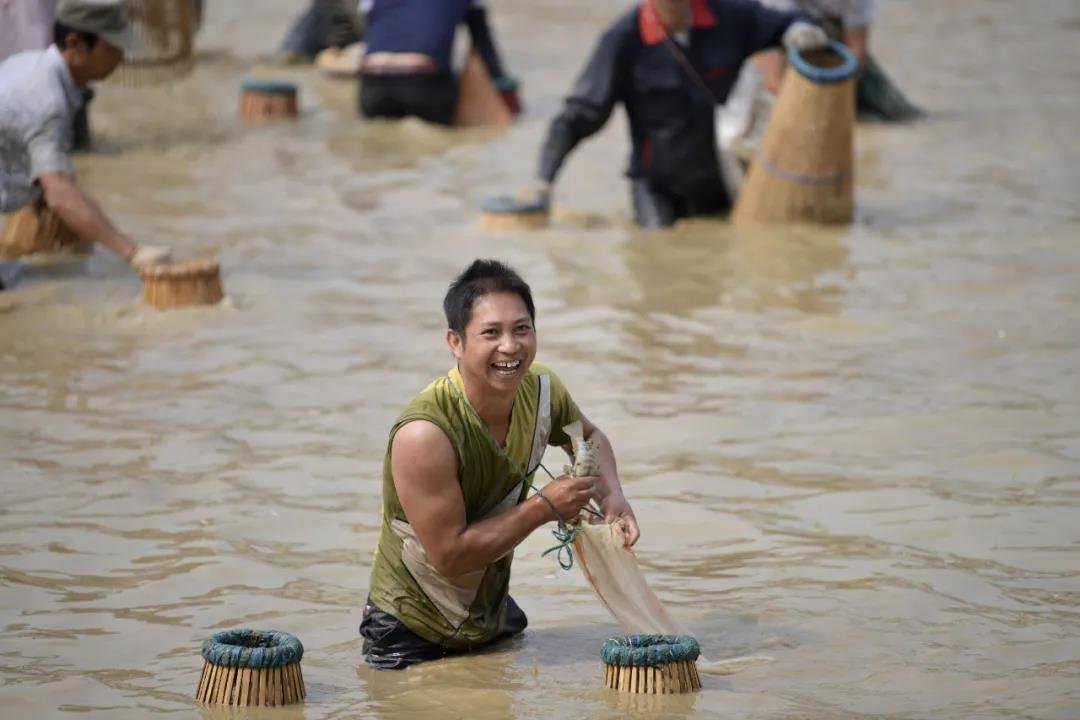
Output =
[
  {"x1": 630, "y1": 177, "x2": 731, "y2": 229},
  {"x1": 358, "y1": 72, "x2": 458, "y2": 127},
  {"x1": 359, "y1": 596, "x2": 528, "y2": 670}
]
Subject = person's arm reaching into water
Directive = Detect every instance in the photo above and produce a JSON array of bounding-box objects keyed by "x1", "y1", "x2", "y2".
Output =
[
  {"x1": 391, "y1": 420, "x2": 598, "y2": 578},
  {"x1": 38, "y1": 173, "x2": 169, "y2": 266},
  {"x1": 508, "y1": 25, "x2": 627, "y2": 212}
]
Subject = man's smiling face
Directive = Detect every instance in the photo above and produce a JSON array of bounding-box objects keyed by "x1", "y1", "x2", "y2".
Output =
[{"x1": 449, "y1": 291, "x2": 537, "y2": 395}]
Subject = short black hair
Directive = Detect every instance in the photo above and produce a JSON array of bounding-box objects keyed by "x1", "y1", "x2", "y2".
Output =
[
  {"x1": 444, "y1": 259, "x2": 535, "y2": 337},
  {"x1": 54, "y1": 21, "x2": 98, "y2": 50}
]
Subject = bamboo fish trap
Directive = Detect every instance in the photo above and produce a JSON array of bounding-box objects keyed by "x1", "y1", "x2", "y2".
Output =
[
  {"x1": 139, "y1": 258, "x2": 223, "y2": 309},
  {"x1": 732, "y1": 41, "x2": 859, "y2": 225},
  {"x1": 602, "y1": 635, "x2": 701, "y2": 694},
  {"x1": 196, "y1": 629, "x2": 305, "y2": 707},
  {"x1": 0, "y1": 204, "x2": 90, "y2": 258},
  {"x1": 238, "y1": 79, "x2": 300, "y2": 124},
  {"x1": 112, "y1": 0, "x2": 196, "y2": 86}
]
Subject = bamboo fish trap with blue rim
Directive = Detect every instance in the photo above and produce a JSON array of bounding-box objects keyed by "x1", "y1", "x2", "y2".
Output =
[
  {"x1": 110, "y1": 0, "x2": 197, "y2": 86},
  {"x1": 732, "y1": 40, "x2": 859, "y2": 225},
  {"x1": 196, "y1": 629, "x2": 305, "y2": 706},
  {"x1": 602, "y1": 635, "x2": 702, "y2": 694}
]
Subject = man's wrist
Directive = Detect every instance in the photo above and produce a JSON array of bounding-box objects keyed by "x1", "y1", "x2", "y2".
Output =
[{"x1": 535, "y1": 488, "x2": 564, "y2": 523}]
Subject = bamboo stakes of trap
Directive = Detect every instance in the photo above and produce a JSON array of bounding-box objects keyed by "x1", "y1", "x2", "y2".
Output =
[
  {"x1": 196, "y1": 629, "x2": 305, "y2": 707},
  {"x1": 238, "y1": 80, "x2": 300, "y2": 124},
  {"x1": 0, "y1": 204, "x2": 91, "y2": 259},
  {"x1": 112, "y1": 0, "x2": 196, "y2": 86},
  {"x1": 604, "y1": 659, "x2": 702, "y2": 694},
  {"x1": 732, "y1": 40, "x2": 859, "y2": 225},
  {"x1": 139, "y1": 258, "x2": 223, "y2": 309}
]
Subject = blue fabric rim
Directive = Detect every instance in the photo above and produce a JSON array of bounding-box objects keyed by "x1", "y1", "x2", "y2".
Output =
[
  {"x1": 241, "y1": 79, "x2": 297, "y2": 95},
  {"x1": 601, "y1": 634, "x2": 700, "y2": 667},
  {"x1": 201, "y1": 629, "x2": 304, "y2": 668},
  {"x1": 787, "y1": 40, "x2": 859, "y2": 84}
]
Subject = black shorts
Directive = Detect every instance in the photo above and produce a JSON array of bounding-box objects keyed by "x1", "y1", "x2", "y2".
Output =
[
  {"x1": 358, "y1": 72, "x2": 458, "y2": 126},
  {"x1": 359, "y1": 596, "x2": 528, "y2": 670}
]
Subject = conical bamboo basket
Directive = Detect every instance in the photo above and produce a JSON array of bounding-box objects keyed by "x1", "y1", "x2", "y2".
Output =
[
  {"x1": 238, "y1": 80, "x2": 300, "y2": 124},
  {"x1": 0, "y1": 204, "x2": 90, "y2": 259},
  {"x1": 196, "y1": 658, "x2": 305, "y2": 706},
  {"x1": 111, "y1": 0, "x2": 196, "y2": 86},
  {"x1": 139, "y1": 258, "x2": 223, "y2": 309},
  {"x1": 732, "y1": 41, "x2": 858, "y2": 225},
  {"x1": 604, "y1": 659, "x2": 701, "y2": 694}
]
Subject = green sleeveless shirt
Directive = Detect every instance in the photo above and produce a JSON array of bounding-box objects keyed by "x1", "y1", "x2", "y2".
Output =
[{"x1": 367, "y1": 362, "x2": 581, "y2": 649}]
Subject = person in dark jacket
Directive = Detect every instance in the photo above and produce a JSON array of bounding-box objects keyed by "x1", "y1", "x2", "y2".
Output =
[
  {"x1": 518, "y1": 0, "x2": 826, "y2": 229},
  {"x1": 358, "y1": 0, "x2": 516, "y2": 126}
]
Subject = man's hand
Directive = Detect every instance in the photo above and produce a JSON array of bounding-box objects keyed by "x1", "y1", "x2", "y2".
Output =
[
  {"x1": 128, "y1": 245, "x2": 172, "y2": 267},
  {"x1": 540, "y1": 474, "x2": 597, "y2": 521},
  {"x1": 782, "y1": 21, "x2": 829, "y2": 51},
  {"x1": 599, "y1": 492, "x2": 639, "y2": 547}
]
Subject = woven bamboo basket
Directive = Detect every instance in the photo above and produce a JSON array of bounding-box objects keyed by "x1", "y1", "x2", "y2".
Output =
[
  {"x1": 732, "y1": 41, "x2": 858, "y2": 225},
  {"x1": 0, "y1": 204, "x2": 90, "y2": 259},
  {"x1": 139, "y1": 258, "x2": 223, "y2": 309},
  {"x1": 111, "y1": 0, "x2": 196, "y2": 86},
  {"x1": 454, "y1": 49, "x2": 514, "y2": 128},
  {"x1": 601, "y1": 635, "x2": 701, "y2": 695},
  {"x1": 238, "y1": 80, "x2": 300, "y2": 124},
  {"x1": 196, "y1": 629, "x2": 305, "y2": 707}
]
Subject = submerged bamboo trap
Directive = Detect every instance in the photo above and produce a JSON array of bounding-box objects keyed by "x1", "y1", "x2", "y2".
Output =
[
  {"x1": 112, "y1": 0, "x2": 196, "y2": 85},
  {"x1": 196, "y1": 629, "x2": 305, "y2": 707},
  {"x1": 732, "y1": 41, "x2": 859, "y2": 225},
  {"x1": 238, "y1": 79, "x2": 300, "y2": 124},
  {"x1": 139, "y1": 258, "x2": 223, "y2": 309},
  {"x1": 601, "y1": 635, "x2": 701, "y2": 694},
  {"x1": 0, "y1": 204, "x2": 90, "y2": 259}
]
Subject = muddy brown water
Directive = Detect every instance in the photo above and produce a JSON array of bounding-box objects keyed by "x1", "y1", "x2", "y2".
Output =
[{"x1": 2, "y1": 1, "x2": 1079, "y2": 718}]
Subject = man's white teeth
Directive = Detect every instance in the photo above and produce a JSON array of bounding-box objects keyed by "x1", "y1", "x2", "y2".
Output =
[{"x1": 493, "y1": 361, "x2": 520, "y2": 370}]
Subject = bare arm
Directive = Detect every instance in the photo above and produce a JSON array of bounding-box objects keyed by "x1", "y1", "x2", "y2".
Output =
[
  {"x1": 564, "y1": 413, "x2": 640, "y2": 546},
  {"x1": 392, "y1": 420, "x2": 595, "y2": 577},
  {"x1": 751, "y1": 48, "x2": 786, "y2": 94},
  {"x1": 38, "y1": 173, "x2": 136, "y2": 261}
]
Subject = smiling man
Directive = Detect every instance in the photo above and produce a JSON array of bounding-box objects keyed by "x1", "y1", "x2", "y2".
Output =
[{"x1": 361, "y1": 259, "x2": 639, "y2": 669}]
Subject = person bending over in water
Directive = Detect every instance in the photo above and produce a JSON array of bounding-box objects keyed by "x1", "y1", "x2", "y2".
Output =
[
  {"x1": 357, "y1": 0, "x2": 517, "y2": 126},
  {"x1": 510, "y1": 0, "x2": 826, "y2": 229},
  {"x1": 0, "y1": 0, "x2": 170, "y2": 288},
  {"x1": 360, "y1": 259, "x2": 639, "y2": 669}
]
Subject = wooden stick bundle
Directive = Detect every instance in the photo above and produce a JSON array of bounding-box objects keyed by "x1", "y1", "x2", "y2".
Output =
[
  {"x1": 603, "y1": 660, "x2": 701, "y2": 694},
  {"x1": 195, "y1": 660, "x2": 305, "y2": 706}
]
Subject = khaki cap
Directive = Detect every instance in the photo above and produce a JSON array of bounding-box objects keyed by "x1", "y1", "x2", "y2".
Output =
[{"x1": 56, "y1": 0, "x2": 136, "y2": 53}]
